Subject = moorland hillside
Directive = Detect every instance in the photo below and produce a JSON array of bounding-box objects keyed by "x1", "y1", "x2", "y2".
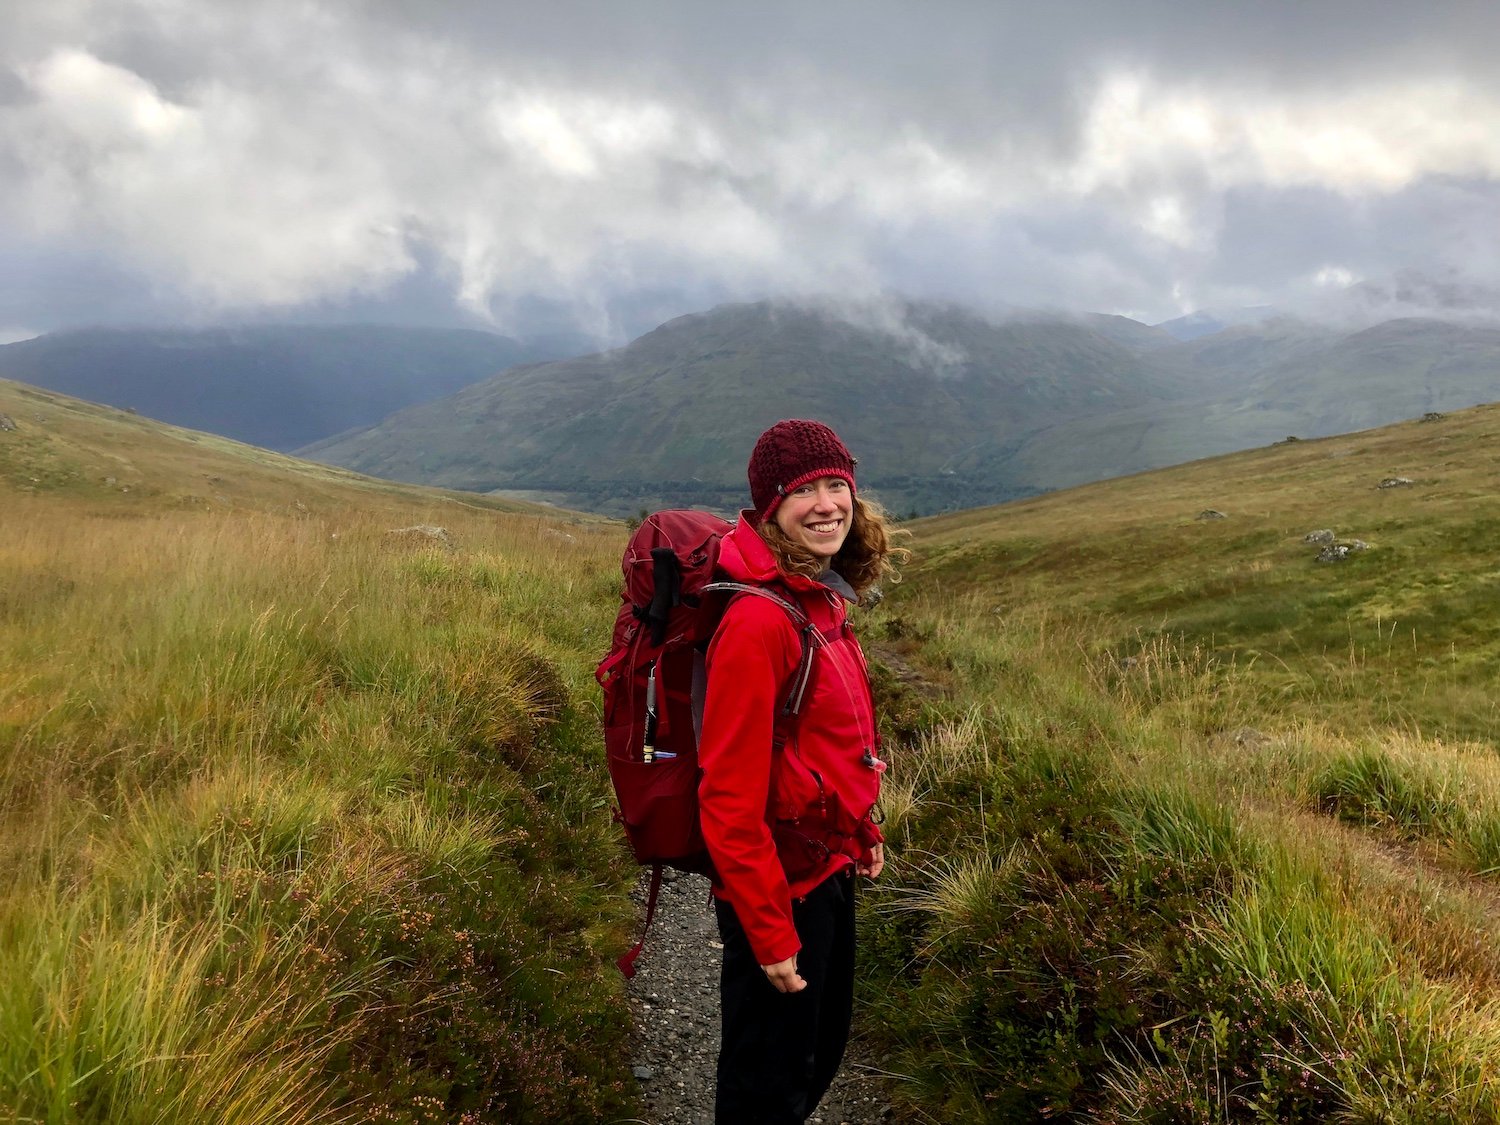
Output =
[{"x1": 0, "y1": 378, "x2": 637, "y2": 1121}]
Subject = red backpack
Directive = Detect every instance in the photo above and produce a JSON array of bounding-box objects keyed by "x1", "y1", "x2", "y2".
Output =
[{"x1": 594, "y1": 510, "x2": 815, "y2": 976}]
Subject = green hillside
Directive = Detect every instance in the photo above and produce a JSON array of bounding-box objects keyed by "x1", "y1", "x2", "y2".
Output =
[
  {"x1": 1, "y1": 379, "x2": 634, "y2": 1122},
  {"x1": 0, "y1": 325, "x2": 575, "y2": 452},
  {"x1": 301, "y1": 300, "x2": 1178, "y2": 516},
  {"x1": 856, "y1": 401, "x2": 1500, "y2": 1118},
  {"x1": 303, "y1": 302, "x2": 1500, "y2": 521},
  {"x1": 916, "y1": 397, "x2": 1500, "y2": 741}
]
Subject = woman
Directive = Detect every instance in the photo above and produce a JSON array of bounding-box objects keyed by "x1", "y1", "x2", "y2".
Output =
[{"x1": 697, "y1": 418, "x2": 905, "y2": 1124}]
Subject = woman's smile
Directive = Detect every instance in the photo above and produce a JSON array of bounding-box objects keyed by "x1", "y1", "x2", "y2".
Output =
[{"x1": 775, "y1": 477, "x2": 852, "y2": 558}]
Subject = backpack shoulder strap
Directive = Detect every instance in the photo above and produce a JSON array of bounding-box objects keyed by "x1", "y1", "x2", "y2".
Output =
[{"x1": 702, "y1": 581, "x2": 819, "y2": 721}]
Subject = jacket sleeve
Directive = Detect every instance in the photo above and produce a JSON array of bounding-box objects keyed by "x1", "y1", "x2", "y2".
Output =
[{"x1": 698, "y1": 595, "x2": 802, "y2": 965}]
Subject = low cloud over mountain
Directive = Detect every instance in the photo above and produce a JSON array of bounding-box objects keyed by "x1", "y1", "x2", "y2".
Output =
[{"x1": 6, "y1": 3, "x2": 1500, "y2": 342}]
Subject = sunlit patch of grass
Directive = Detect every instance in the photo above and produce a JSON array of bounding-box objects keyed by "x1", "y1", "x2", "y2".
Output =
[
  {"x1": 0, "y1": 897, "x2": 371, "y2": 1124},
  {"x1": 882, "y1": 845, "x2": 1028, "y2": 946}
]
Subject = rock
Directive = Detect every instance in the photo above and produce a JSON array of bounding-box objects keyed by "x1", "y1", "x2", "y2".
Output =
[
  {"x1": 1302, "y1": 529, "x2": 1335, "y2": 544},
  {"x1": 1232, "y1": 727, "x2": 1269, "y2": 747},
  {"x1": 1196, "y1": 509, "x2": 1228, "y2": 520},
  {"x1": 1378, "y1": 477, "x2": 1413, "y2": 489},
  {"x1": 386, "y1": 525, "x2": 454, "y2": 549},
  {"x1": 0, "y1": 413, "x2": 15, "y2": 432},
  {"x1": 543, "y1": 528, "x2": 576, "y2": 542},
  {"x1": 633, "y1": 1065, "x2": 656, "y2": 1081},
  {"x1": 1421, "y1": 411, "x2": 1445, "y2": 422},
  {"x1": 1317, "y1": 544, "x2": 1357, "y2": 563},
  {"x1": 1346, "y1": 539, "x2": 1370, "y2": 551}
]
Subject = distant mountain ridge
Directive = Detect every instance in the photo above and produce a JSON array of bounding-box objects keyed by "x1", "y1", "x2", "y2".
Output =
[
  {"x1": 0, "y1": 325, "x2": 579, "y2": 451},
  {"x1": 300, "y1": 300, "x2": 1193, "y2": 515},
  {"x1": 303, "y1": 300, "x2": 1500, "y2": 516},
  {"x1": 10, "y1": 299, "x2": 1500, "y2": 519}
]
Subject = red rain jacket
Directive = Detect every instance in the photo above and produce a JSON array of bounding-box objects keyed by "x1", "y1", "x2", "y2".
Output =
[{"x1": 698, "y1": 513, "x2": 884, "y2": 965}]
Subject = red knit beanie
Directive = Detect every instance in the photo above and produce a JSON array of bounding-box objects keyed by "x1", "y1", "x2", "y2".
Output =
[{"x1": 747, "y1": 419, "x2": 858, "y2": 522}]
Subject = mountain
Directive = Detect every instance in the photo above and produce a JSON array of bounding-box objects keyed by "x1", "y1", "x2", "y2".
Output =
[
  {"x1": 997, "y1": 315, "x2": 1500, "y2": 493},
  {"x1": 24, "y1": 299, "x2": 1497, "y2": 521},
  {"x1": 0, "y1": 324, "x2": 580, "y2": 452},
  {"x1": 1154, "y1": 305, "x2": 1280, "y2": 341},
  {"x1": 300, "y1": 300, "x2": 1182, "y2": 516},
  {"x1": 308, "y1": 300, "x2": 1500, "y2": 517}
]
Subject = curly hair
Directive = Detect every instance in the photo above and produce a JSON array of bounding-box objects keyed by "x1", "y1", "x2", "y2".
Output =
[{"x1": 757, "y1": 494, "x2": 911, "y2": 601}]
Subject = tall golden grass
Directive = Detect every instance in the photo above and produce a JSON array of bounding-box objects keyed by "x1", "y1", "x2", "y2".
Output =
[{"x1": 1, "y1": 500, "x2": 637, "y2": 1122}]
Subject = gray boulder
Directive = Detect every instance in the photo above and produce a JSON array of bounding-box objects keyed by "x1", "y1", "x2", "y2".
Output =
[{"x1": 387, "y1": 525, "x2": 455, "y2": 549}]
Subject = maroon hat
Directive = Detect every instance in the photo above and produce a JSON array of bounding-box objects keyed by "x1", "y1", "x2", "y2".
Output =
[{"x1": 748, "y1": 419, "x2": 857, "y2": 521}]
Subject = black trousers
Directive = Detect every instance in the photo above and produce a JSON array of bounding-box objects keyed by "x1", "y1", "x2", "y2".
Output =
[{"x1": 714, "y1": 871, "x2": 856, "y2": 1125}]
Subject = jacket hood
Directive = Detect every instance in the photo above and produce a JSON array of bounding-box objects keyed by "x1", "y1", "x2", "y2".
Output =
[{"x1": 717, "y1": 511, "x2": 832, "y2": 594}]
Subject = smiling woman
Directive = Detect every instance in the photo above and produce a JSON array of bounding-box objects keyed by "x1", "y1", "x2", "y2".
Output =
[{"x1": 695, "y1": 418, "x2": 907, "y2": 1123}]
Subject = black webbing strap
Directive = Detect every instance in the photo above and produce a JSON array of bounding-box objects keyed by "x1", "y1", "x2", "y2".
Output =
[{"x1": 645, "y1": 548, "x2": 681, "y2": 645}]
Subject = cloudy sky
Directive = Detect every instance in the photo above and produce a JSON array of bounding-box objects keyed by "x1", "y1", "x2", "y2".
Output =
[{"x1": 4, "y1": 0, "x2": 1500, "y2": 344}]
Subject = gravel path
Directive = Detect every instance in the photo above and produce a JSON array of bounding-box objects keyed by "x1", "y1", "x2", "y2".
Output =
[{"x1": 623, "y1": 869, "x2": 897, "y2": 1125}]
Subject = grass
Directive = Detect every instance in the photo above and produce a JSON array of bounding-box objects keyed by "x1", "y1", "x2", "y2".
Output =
[
  {"x1": 14, "y1": 373, "x2": 1500, "y2": 1122},
  {"x1": 912, "y1": 402, "x2": 1500, "y2": 743},
  {"x1": 854, "y1": 402, "x2": 1500, "y2": 1119},
  {"x1": 1, "y1": 380, "x2": 638, "y2": 1122},
  {"x1": 858, "y1": 598, "x2": 1500, "y2": 1120},
  {"x1": 845, "y1": 405, "x2": 1500, "y2": 1118}
]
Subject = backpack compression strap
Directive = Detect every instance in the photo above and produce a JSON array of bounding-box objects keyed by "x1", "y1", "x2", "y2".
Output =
[{"x1": 616, "y1": 863, "x2": 663, "y2": 980}]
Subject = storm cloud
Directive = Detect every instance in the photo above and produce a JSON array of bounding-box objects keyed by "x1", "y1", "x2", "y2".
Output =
[{"x1": 5, "y1": 0, "x2": 1500, "y2": 341}]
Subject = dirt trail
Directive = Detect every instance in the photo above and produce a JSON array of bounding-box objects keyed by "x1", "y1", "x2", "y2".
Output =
[{"x1": 624, "y1": 870, "x2": 897, "y2": 1125}]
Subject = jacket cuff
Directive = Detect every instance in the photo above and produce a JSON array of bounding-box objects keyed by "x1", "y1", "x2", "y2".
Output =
[{"x1": 754, "y1": 930, "x2": 803, "y2": 967}]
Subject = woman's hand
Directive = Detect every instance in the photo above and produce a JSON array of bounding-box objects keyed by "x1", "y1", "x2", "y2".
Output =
[
  {"x1": 761, "y1": 956, "x2": 807, "y2": 993},
  {"x1": 857, "y1": 843, "x2": 885, "y2": 879}
]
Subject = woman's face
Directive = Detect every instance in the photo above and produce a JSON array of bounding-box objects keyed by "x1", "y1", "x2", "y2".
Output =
[{"x1": 774, "y1": 476, "x2": 853, "y2": 560}]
